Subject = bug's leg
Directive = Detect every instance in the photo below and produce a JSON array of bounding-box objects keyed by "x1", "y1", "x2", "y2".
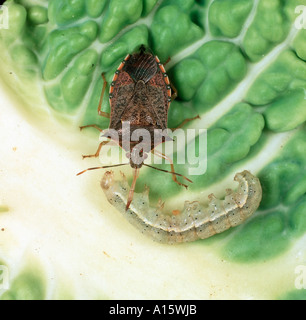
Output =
[
  {"x1": 170, "y1": 115, "x2": 200, "y2": 131},
  {"x1": 163, "y1": 56, "x2": 171, "y2": 66},
  {"x1": 79, "y1": 73, "x2": 110, "y2": 131},
  {"x1": 79, "y1": 124, "x2": 103, "y2": 132},
  {"x1": 168, "y1": 82, "x2": 200, "y2": 128},
  {"x1": 126, "y1": 168, "x2": 140, "y2": 211},
  {"x1": 82, "y1": 140, "x2": 110, "y2": 159},
  {"x1": 98, "y1": 73, "x2": 110, "y2": 118},
  {"x1": 151, "y1": 149, "x2": 188, "y2": 189},
  {"x1": 170, "y1": 82, "x2": 178, "y2": 102}
]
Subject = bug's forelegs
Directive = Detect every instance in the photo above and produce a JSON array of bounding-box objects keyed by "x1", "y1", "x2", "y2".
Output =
[
  {"x1": 170, "y1": 82, "x2": 178, "y2": 102},
  {"x1": 126, "y1": 168, "x2": 140, "y2": 211},
  {"x1": 79, "y1": 124, "x2": 103, "y2": 132},
  {"x1": 98, "y1": 73, "x2": 110, "y2": 118},
  {"x1": 82, "y1": 140, "x2": 110, "y2": 159}
]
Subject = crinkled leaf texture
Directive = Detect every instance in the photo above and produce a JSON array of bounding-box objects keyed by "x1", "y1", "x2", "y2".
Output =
[{"x1": 0, "y1": 0, "x2": 306, "y2": 300}]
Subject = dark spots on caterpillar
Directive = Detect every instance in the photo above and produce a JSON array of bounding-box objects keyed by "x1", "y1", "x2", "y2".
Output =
[{"x1": 101, "y1": 170, "x2": 262, "y2": 243}]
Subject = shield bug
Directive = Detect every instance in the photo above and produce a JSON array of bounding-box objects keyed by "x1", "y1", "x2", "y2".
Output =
[{"x1": 78, "y1": 45, "x2": 199, "y2": 210}]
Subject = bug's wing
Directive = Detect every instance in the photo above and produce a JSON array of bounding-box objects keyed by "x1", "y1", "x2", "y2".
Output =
[
  {"x1": 146, "y1": 72, "x2": 170, "y2": 129},
  {"x1": 123, "y1": 53, "x2": 157, "y2": 83},
  {"x1": 120, "y1": 80, "x2": 158, "y2": 127},
  {"x1": 109, "y1": 71, "x2": 135, "y2": 130}
]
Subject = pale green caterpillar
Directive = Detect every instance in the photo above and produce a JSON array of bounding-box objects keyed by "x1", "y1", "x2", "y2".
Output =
[{"x1": 101, "y1": 170, "x2": 262, "y2": 244}]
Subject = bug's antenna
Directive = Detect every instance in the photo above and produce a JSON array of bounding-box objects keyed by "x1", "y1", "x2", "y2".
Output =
[
  {"x1": 143, "y1": 164, "x2": 193, "y2": 183},
  {"x1": 76, "y1": 163, "x2": 129, "y2": 176}
]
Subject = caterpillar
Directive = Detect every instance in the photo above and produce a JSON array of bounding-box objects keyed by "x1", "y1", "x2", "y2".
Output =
[{"x1": 101, "y1": 170, "x2": 262, "y2": 244}]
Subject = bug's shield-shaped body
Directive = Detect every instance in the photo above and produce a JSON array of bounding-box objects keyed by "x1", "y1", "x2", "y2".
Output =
[
  {"x1": 101, "y1": 170, "x2": 262, "y2": 244},
  {"x1": 104, "y1": 49, "x2": 171, "y2": 152}
]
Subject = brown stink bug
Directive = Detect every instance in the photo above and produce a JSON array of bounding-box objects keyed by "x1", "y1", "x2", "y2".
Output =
[{"x1": 78, "y1": 45, "x2": 199, "y2": 210}]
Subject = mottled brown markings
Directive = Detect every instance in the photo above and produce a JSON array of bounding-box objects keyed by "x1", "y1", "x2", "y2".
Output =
[{"x1": 79, "y1": 46, "x2": 200, "y2": 211}]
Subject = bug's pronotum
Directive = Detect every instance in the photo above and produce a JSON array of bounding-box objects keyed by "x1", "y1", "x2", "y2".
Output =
[{"x1": 101, "y1": 170, "x2": 262, "y2": 244}]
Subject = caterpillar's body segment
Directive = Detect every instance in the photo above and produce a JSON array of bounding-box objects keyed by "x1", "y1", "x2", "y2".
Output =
[{"x1": 101, "y1": 170, "x2": 262, "y2": 244}]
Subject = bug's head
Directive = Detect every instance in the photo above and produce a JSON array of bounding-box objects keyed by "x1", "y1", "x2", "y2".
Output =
[{"x1": 126, "y1": 145, "x2": 148, "y2": 169}]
